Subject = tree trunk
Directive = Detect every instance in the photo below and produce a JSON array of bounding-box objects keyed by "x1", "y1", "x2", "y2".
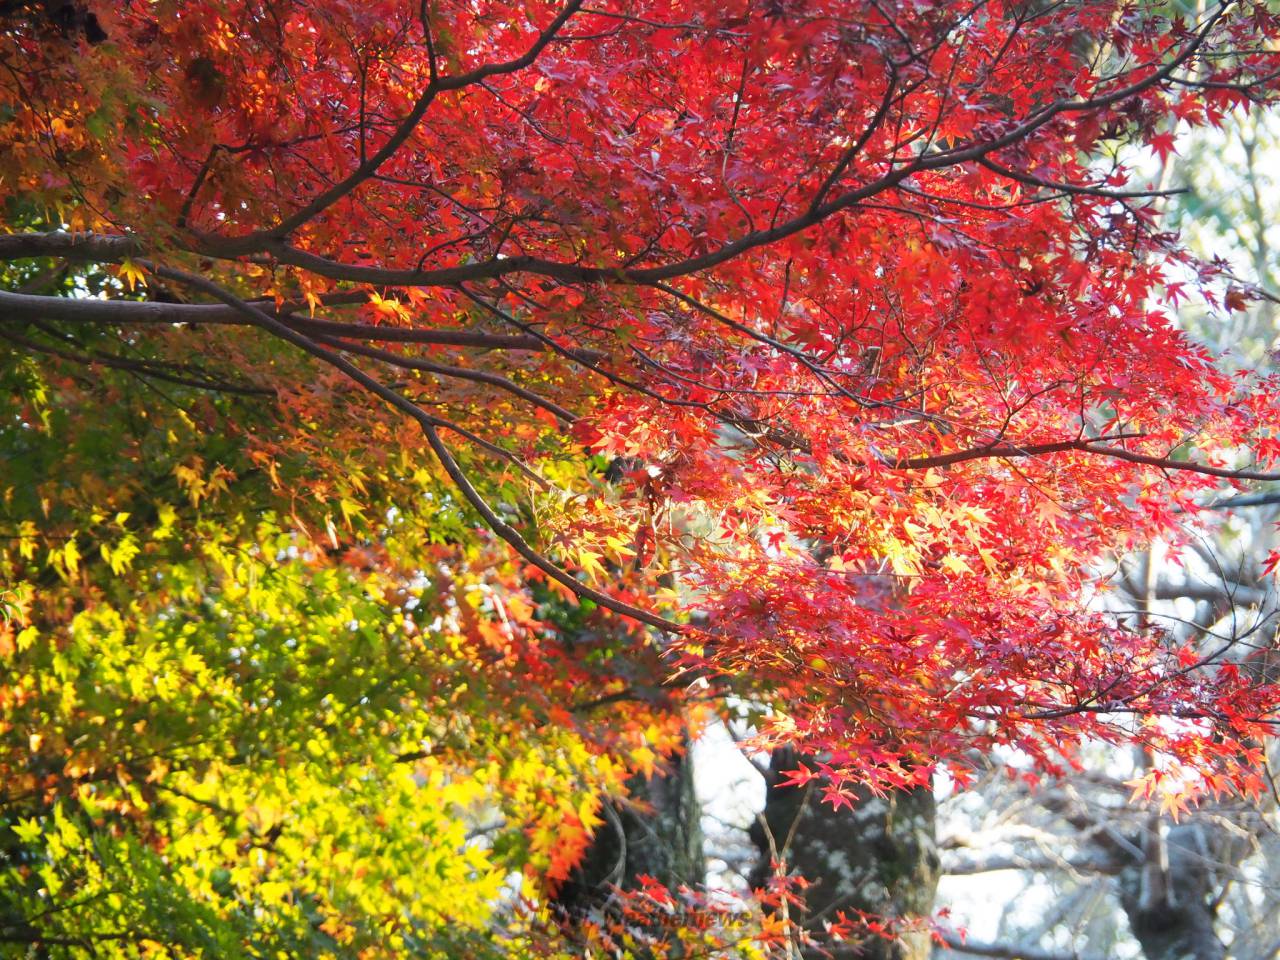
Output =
[
  {"x1": 555, "y1": 742, "x2": 703, "y2": 917},
  {"x1": 1118, "y1": 820, "x2": 1237, "y2": 960},
  {"x1": 749, "y1": 748, "x2": 939, "y2": 959}
]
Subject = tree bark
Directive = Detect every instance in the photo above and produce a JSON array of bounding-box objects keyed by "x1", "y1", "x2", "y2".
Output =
[{"x1": 749, "y1": 748, "x2": 939, "y2": 959}]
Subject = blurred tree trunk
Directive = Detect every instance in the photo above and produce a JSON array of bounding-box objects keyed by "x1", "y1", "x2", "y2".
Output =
[
  {"x1": 1117, "y1": 818, "x2": 1242, "y2": 960},
  {"x1": 749, "y1": 748, "x2": 939, "y2": 959},
  {"x1": 554, "y1": 739, "x2": 704, "y2": 917}
]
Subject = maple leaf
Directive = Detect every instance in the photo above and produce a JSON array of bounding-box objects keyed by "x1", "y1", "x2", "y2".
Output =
[
  {"x1": 1158, "y1": 788, "x2": 1195, "y2": 823},
  {"x1": 116, "y1": 259, "x2": 147, "y2": 292},
  {"x1": 1263, "y1": 549, "x2": 1280, "y2": 579},
  {"x1": 1148, "y1": 129, "x2": 1180, "y2": 165}
]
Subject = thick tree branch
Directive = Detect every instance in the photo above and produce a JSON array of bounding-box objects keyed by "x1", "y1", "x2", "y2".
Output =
[
  {"x1": 0, "y1": 10, "x2": 1237, "y2": 298},
  {"x1": 1204, "y1": 491, "x2": 1280, "y2": 510},
  {"x1": 0, "y1": 231, "x2": 143, "y2": 262},
  {"x1": 939, "y1": 934, "x2": 1109, "y2": 960},
  {"x1": 0, "y1": 287, "x2": 546, "y2": 350},
  {"x1": 942, "y1": 849, "x2": 1125, "y2": 876}
]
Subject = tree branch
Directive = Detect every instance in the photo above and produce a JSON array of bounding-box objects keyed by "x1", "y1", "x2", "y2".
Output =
[
  {"x1": 215, "y1": 0, "x2": 585, "y2": 245},
  {"x1": 896, "y1": 436, "x2": 1280, "y2": 483},
  {"x1": 938, "y1": 933, "x2": 1110, "y2": 960},
  {"x1": 148, "y1": 264, "x2": 682, "y2": 633},
  {"x1": 311, "y1": 333, "x2": 577, "y2": 423},
  {"x1": 0, "y1": 287, "x2": 547, "y2": 351},
  {"x1": 1204, "y1": 491, "x2": 1280, "y2": 510},
  {"x1": 0, "y1": 7, "x2": 1236, "y2": 294}
]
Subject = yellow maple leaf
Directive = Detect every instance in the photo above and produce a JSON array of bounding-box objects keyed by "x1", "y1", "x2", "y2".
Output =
[{"x1": 117, "y1": 258, "x2": 147, "y2": 291}]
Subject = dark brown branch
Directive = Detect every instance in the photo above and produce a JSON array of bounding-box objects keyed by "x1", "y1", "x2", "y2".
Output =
[
  {"x1": 977, "y1": 155, "x2": 1186, "y2": 200},
  {"x1": 0, "y1": 325, "x2": 272, "y2": 396},
  {"x1": 895, "y1": 436, "x2": 1280, "y2": 482},
  {"x1": 224, "y1": 0, "x2": 585, "y2": 244},
  {"x1": 311, "y1": 334, "x2": 577, "y2": 423},
  {"x1": 808, "y1": 62, "x2": 899, "y2": 213},
  {"x1": 149, "y1": 264, "x2": 683, "y2": 633},
  {"x1": 0, "y1": 231, "x2": 143, "y2": 262},
  {"x1": 421, "y1": 423, "x2": 682, "y2": 632},
  {"x1": 0, "y1": 287, "x2": 546, "y2": 351}
]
